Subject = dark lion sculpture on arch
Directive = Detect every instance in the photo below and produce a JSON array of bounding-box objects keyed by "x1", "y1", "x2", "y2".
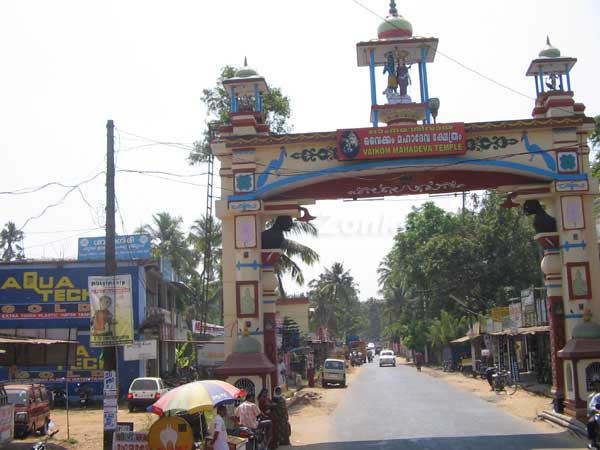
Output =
[
  {"x1": 261, "y1": 216, "x2": 294, "y2": 249},
  {"x1": 522, "y1": 199, "x2": 557, "y2": 234}
]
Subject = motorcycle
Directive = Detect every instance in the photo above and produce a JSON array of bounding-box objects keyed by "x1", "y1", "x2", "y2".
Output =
[
  {"x1": 31, "y1": 428, "x2": 58, "y2": 450},
  {"x1": 231, "y1": 425, "x2": 268, "y2": 450},
  {"x1": 485, "y1": 366, "x2": 498, "y2": 390},
  {"x1": 75, "y1": 383, "x2": 93, "y2": 408},
  {"x1": 51, "y1": 388, "x2": 67, "y2": 408}
]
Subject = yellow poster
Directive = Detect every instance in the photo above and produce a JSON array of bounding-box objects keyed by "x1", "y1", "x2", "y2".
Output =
[
  {"x1": 148, "y1": 417, "x2": 193, "y2": 450},
  {"x1": 88, "y1": 275, "x2": 134, "y2": 347}
]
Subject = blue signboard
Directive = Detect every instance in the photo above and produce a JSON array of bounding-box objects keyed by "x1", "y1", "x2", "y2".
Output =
[
  {"x1": 0, "y1": 264, "x2": 140, "y2": 329},
  {"x1": 78, "y1": 234, "x2": 151, "y2": 261},
  {"x1": 0, "y1": 263, "x2": 143, "y2": 395}
]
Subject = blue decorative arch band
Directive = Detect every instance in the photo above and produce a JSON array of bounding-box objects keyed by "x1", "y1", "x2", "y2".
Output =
[{"x1": 229, "y1": 157, "x2": 587, "y2": 201}]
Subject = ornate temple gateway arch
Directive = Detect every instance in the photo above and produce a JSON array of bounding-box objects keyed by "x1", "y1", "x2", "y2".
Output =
[{"x1": 212, "y1": 2, "x2": 599, "y2": 419}]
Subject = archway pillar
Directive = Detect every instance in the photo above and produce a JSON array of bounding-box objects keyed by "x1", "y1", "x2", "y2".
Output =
[
  {"x1": 218, "y1": 205, "x2": 268, "y2": 356},
  {"x1": 217, "y1": 199, "x2": 307, "y2": 371},
  {"x1": 515, "y1": 181, "x2": 600, "y2": 415}
]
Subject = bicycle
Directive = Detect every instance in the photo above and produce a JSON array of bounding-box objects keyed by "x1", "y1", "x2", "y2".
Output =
[{"x1": 492, "y1": 370, "x2": 518, "y2": 395}]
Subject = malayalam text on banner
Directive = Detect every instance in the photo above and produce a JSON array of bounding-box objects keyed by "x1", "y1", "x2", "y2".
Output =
[{"x1": 336, "y1": 123, "x2": 466, "y2": 161}]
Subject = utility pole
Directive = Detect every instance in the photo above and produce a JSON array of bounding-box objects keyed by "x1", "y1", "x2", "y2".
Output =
[{"x1": 103, "y1": 119, "x2": 118, "y2": 450}]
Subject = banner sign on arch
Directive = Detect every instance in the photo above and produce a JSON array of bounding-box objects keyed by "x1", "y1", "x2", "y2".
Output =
[{"x1": 336, "y1": 123, "x2": 466, "y2": 161}]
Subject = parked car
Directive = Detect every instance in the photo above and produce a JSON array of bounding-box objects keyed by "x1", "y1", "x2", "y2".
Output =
[
  {"x1": 379, "y1": 350, "x2": 396, "y2": 367},
  {"x1": 322, "y1": 358, "x2": 346, "y2": 388},
  {"x1": 127, "y1": 377, "x2": 168, "y2": 412},
  {"x1": 5, "y1": 384, "x2": 51, "y2": 438}
]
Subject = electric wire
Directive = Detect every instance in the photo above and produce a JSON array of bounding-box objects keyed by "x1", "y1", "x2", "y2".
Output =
[
  {"x1": 25, "y1": 228, "x2": 104, "y2": 250},
  {"x1": 115, "y1": 128, "x2": 195, "y2": 152},
  {"x1": 349, "y1": 0, "x2": 583, "y2": 117},
  {"x1": 351, "y1": 0, "x2": 534, "y2": 102},
  {"x1": 18, "y1": 171, "x2": 106, "y2": 230},
  {"x1": 0, "y1": 171, "x2": 106, "y2": 196}
]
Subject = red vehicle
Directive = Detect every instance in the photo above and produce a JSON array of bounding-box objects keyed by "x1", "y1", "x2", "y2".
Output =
[{"x1": 5, "y1": 384, "x2": 51, "y2": 438}]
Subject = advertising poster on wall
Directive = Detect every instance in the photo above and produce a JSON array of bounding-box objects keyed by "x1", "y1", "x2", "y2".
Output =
[{"x1": 89, "y1": 275, "x2": 134, "y2": 347}]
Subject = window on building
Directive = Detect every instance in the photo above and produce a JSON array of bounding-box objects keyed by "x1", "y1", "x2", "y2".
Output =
[
  {"x1": 586, "y1": 362, "x2": 600, "y2": 391},
  {"x1": 566, "y1": 362, "x2": 573, "y2": 392},
  {"x1": 234, "y1": 378, "x2": 255, "y2": 396}
]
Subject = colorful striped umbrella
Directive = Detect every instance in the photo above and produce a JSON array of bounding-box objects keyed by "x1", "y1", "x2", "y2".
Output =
[{"x1": 149, "y1": 380, "x2": 245, "y2": 416}]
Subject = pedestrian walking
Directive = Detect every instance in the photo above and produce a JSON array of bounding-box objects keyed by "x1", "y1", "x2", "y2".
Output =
[{"x1": 271, "y1": 386, "x2": 291, "y2": 445}]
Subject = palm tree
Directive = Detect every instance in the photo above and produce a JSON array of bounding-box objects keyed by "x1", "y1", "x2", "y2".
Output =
[
  {"x1": 428, "y1": 310, "x2": 467, "y2": 363},
  {"x1": 1, "y1": 222, "x2": 25, "y2": 262},
  {"x1": 188, "y1": 216, "x2": 223, "y2": 324},
  {"x1": 274, "y1": 220, "x2": 319, "y2": 298},
  {"x1": 310, "y1": 262, "x2": 359, "y2": 337},
  {"x1": 189, "y1": 215, "x2": 222, "y2": 275},
  {"x1": 135, "y1": 212, "x2": 192, "y2": 275}
]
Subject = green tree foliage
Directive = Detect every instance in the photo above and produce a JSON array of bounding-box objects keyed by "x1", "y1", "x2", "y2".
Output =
[
  {"x1": 188, "y1": 65, "x2": 292, "y2": 164},
  {"x1": 428, "y1": 310, "x2": 467, "y2": 348},
  {"x1": 308, "y1": 262, "x2": 362, "y2": 339},
  {"x1": 175, "y1": 339, "x2": 196, "y2": 368},
  {"x1": 281, "y1": 316, "x2": 301, "y2": 352},
  {"x1": 358, "y1": 298, "x2": 383, "y2": 342},
  {"x1": 398, "y1": 316, "x2": 429, "y2": 353},
  {"x1": 0, "y1": 221, "x2": 25, "y2": 262},
  {"x1": 382, "y1": 194, "x2": 540, "y2": 318},
  {"x1": 379, "y1": 191, "x2": 541, "y2": 350},
  {"x1": 275, "y1": 220, "x2": 319, "y2": 298},
  {"x1": 135, "y1": 212, "x2": 193, "y2": 275},
  {"x1": 135, "y1": 213, "x2": 224, "y2": 323},
  {"x1": 188, "y1": 215, "x2": 223, "y2": 325},
  {"x1": 590, "y1": 114, "x2": 600, "y2": 180}
]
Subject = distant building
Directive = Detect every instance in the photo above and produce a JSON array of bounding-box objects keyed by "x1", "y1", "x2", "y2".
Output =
[{"x1": 276, "y1": 297, "x2": 309, "y2": 335}]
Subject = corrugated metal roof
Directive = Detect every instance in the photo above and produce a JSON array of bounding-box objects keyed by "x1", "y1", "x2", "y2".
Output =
[{"x1": 489, "y1": 325, "x2": 550, "y2": 336}]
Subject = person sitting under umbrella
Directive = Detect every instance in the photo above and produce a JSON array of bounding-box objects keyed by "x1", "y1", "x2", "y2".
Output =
[{"x1": 209, "y1": 405, "x2": 229, "y2": 450}]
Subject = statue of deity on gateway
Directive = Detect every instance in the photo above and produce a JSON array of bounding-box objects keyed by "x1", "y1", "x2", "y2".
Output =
[{"x1": 383, "y1": 52, "x2": 411, "y2": 104}]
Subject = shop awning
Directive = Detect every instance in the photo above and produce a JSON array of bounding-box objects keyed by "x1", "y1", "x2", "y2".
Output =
[
  {"x1": 489, "y1": 325, "x2": 550, "y2": 336},
  {"x1": 518, "y1": 325, "x2": 550, "y2": 334},
  {"x1": 0, "y1": 335, "x2": 78, "y2": 367},
  {"x1": 450, "y1": 336, "x2": 471, "y2": 344}
]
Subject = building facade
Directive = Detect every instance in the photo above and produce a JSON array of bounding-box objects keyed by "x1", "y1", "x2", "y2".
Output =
[{"x1": 0, "y1": 259, "x2": 188, "y2": 398}]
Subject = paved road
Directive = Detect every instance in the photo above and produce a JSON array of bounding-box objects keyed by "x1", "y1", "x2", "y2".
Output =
[{"x1": 296, "y1": 358, "x2": 585, "y2": 450}]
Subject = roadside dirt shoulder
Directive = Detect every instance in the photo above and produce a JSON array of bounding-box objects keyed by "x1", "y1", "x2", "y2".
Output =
[
  {"x1": 288, "y1": 365, "x2": 362, "y2": 446},
  {"x1": 3, "y1": 407, "x2": 158, "y2": 450},
  {"x1": 410, "y1": 360, "x2": 559, "y2": 432}
]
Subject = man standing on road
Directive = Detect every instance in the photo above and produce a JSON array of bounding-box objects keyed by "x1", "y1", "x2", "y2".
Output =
[{"x1": 210, "y1": 404, "x2": 229, "y2": 450}]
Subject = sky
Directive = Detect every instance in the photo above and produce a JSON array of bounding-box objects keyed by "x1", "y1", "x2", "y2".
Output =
[{"x1": 1, "y1": 0, "x2": 599, "y2": 301}]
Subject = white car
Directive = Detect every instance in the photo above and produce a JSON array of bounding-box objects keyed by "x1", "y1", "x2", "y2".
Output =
[
  {"x1": 379, "y1": 350, "x2": 396, "y2": 367},
  {"x1": 322, "y1": 358, "x2": 346, "y2": 388},
  {"x1": 126, "y1": 377, "x2": 168, "y2": 412}
]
